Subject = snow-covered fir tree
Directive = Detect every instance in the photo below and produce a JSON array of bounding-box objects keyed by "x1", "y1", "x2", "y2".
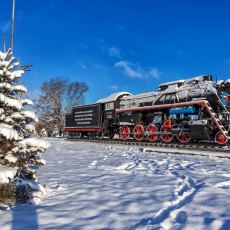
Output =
[
  {"x1": 51, "y1": 126, "x2": 59, "y2": 137},
  {"x1": 39, "y1": 128, "x2": 48, "y2": 137},
  {"x1": 0, "y1": 48, "x2": 50, "y2": 203}
]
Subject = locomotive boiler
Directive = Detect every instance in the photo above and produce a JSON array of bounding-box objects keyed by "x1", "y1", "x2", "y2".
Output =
[{"x1": 64, "y1": 75, "x2": 230, "y2": 144}]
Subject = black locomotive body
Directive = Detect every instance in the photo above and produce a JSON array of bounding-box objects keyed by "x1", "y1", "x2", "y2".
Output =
[{"x1": 64, "y1": 75, "x2": 230, "y2": 144}]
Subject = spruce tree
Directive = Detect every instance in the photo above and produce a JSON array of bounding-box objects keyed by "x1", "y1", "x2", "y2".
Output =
[{"x1": 0, "y1": 48, "x2": 50, "y2": 203}]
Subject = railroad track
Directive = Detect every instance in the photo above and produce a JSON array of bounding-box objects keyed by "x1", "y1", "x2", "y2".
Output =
[{"x1": 65, "y1": 137, "x2": 230, "y2": 153}]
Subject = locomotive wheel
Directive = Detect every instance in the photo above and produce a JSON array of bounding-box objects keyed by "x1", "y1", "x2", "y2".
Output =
[
  {"x1": 87, "y1": 132, "x2": 93, "y2": 139},
  {"x1": 146, "y1": 125, "x2": 158, "y2": 141},
  {"x1": 76, "y1": 132, "x2": 82, "y2": 139},
  {"x1": 133, "y1": 125, "x2": 144, "y2": 141},
  {"x1": 98, "y1": 132, "x2": 104, "y2": 140},
  {"x1": 108, "y1": 134, "x2": 114, "y2": 139},
  {"x1": 215, "y1": 131, "x2": 228, "y2": 144},
  {"x1": 160, "y1": 125, "x2": 173, "y2": 142},
  {"x1": 120, "y1": 126, "x2": 130, "y2": 140},
  {"x1": 176, "y1": 124, "x2": 191, "y2": 143}
]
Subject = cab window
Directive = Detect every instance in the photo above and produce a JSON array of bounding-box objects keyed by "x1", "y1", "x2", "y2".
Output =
[{"x1": 105, "y1": 102, "x2": 114, "y2": 110}]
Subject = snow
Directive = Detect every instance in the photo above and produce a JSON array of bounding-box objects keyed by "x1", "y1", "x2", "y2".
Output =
[
  {"x1": 0, "y1": 165, "x2": 18, "y2": 183},
  {"x1": 4, "y1": 154, "x2": 17, "y2": 163},
  {"x1": 0, "y1": 68, "x2": 11, "y2": 78},
  {"x1": 0, "y1": 94, "x2": 23, "y2": 110},
  {"x1": 12, "y1": 85, "x2": 27, "y2": 93},
  {"x1": 0, "y1": 125, "x2": 18, "y2": 140},
  {"x1": 7, "y1": 98, "x2": 22, "y2": 110},
  {"x1": 10, "y1": 112, "x2": 24, "y2": 120},
  {"x1": 97, "y1": 92, "x2": 132, "y2": 103},
  {"x1": 0, "y1": 49, "x2": 11, "y2": 61},
  {"x1": 9, "y1": 70, "x2": 24, "y2": 80},
  {"x1": 1, "y1": 138, "x2": 230, "y2": 229},
  {"x1": 24, "y1": 124, "x2": 35, "y2": 133},
  {"x1": 21, "y1": 99, "x2": 33, "y2": 106},
  {"x1": 0, "y1": 114, "x2": 6, "y2": 120},
  {"x1": 0, "y1": 93, "x2": 9, "y2": 104},
  {"x1": 0, "y1": 83, "x2": 12, "y2": 90},
  {"x1": 21, "y1": 111, "x2": 38, "y2": 122},
  {"x1": 18, "y1": 138, "x2": 50, "y2": 149}
]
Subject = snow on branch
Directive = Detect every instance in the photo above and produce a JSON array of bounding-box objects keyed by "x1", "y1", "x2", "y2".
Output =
[
  {"x1": 11, "y1": 112, "x2": 25, "y2": 120},
  {"x1": 8, "y1": 98, "x2": 23, "y2": 110},
  {"x1": 0, "y1": 108, "x2": 5, "y2": 121},
  {"x1": 21, "y1": 99, "x2": 33, "y2": 106},
  {"x1": 0, "y1": 94, "x2": 23, "y2": 110},
  {"x1": 24, "y1": 124, "x2": 35, "y2": 133},
  {"x1": 0, "y1": 68, "x2": 11, "y2": 78},
  {"x1": 12, "y1": 85, "x2": 27, "y2": 93},
  {"x1": 0, "y1": 124, "x2": 19, "y2": 140},
  {"x1": 21, "y1": 111, "x2": 38, "y2": 122},
  {"x1": 0, "y1": 83, "x2": 12, "y2": 90},
  {"x1": 9, "y1": 70, "x2": 24, "y2": 80},
  {"x1": 5, "y1": 153, "x2": 17, "y2": 163},
  {"x1": 0, "y1": 165, "x2": 18, "y2": 183},
  {"x1": 18, "y1": 138, "x2": 50, "y2": 149},
  {"x1": 0, "y1": 49, "x2": 12, "y2": 61}
]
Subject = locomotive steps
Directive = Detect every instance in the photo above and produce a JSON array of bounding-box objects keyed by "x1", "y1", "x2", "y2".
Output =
[{"x1": 65, "y1": 138, "x2": 230, "y2": 158}]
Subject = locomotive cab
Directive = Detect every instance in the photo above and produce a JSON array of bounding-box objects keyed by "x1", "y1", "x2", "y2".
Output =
[{"x1": 96, "y1": 92, "x2": 132, "y2": 137}]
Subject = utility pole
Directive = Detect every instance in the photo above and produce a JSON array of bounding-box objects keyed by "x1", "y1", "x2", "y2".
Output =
[
  {"x1": 11, "y1": 0, "x2": 15, "y2": 56},
  {"x1": 4, "y1": 34, "x2": 6, "y2": 53}
]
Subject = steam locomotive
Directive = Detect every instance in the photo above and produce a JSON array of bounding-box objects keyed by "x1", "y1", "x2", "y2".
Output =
[{"x1": 64, "y1": 75, "x2": 230, "y2": 144}]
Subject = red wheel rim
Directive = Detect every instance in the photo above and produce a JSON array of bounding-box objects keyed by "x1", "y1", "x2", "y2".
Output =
[
  {"x1": 215, "y1": 131, "x2": 227, "y2": 144},
  {"x1": 146, "y1": 125, "x2": 158, "y2": 141},
  {"x1": 160, "y1": 126, "x2": 173, "y2": 142},
  {"x1": 176, "y1": 124, "x2": 191, "y2": 143},
  {"x1": 120, "y1": 126, "x2": 130, "y2": 140},
  {"x1": 133, "y1": 125, "x2": 144, "y2": 141}
]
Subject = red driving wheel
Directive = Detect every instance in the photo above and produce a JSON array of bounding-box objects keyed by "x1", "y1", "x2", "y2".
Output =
[
  {"x1": 160, "y1": 125, "x2": 173, "y2": 142},
  {"x1": 146, "y1": 125, "x2": 158, "y2": 141},
  {"x1": 133, "y1": 125, "x2": 144, "y2": 141},
  {"x1": 215, "y1": 131, "x2": 228, "y2": 144},
  {"x1": 176, "y1": 124, "x2": 191, "y2": 143},
  {"x1": 120, "y1": 126, "x2": 130, "y2": 140}
]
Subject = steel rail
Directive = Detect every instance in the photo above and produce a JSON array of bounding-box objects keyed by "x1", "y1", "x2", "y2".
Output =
[{"x1": 65, "y1": 137, "x2": 230, "y2": 153}]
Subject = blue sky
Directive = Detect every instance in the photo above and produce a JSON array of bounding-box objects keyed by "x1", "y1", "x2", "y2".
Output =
[{"x1": 1, "y1": 0, "x2": 230, "y2": 104}]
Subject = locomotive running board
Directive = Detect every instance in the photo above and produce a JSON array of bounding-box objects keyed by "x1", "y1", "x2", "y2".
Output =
[{"x1": 131, "y1": 131, "x2": 189, "y2": 136}]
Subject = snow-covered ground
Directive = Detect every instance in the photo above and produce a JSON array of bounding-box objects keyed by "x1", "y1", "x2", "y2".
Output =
[{"x1": 1, "y1": 138, "x2": 230, "y2": 230}]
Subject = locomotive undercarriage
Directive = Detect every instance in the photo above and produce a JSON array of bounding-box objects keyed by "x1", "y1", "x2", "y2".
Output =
[{"x1": 117, "y1": 101, "x2": 230, "y2": 145}]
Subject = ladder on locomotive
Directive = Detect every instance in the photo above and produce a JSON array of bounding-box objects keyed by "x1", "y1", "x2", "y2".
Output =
[{"x1": 204, "y1": 84, "x2": 230, "y2": 139}]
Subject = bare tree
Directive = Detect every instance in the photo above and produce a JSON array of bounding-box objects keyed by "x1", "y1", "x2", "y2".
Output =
[{"x1": 36, "y1": 76, "x2": 89, "y2": 136}]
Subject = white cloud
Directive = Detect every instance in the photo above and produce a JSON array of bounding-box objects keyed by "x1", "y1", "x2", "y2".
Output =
[
  {"x1": 115, "y1": 61, "x2": 162, "y2": 80},
  {"x1": 95, "y1": 39, "x2": 122, "y2": 59},
  {"x1": 114, "y1": 61, "x2": 142, "y2": 78},
  {"x1": 148, "y1": 68, "x2": 162, "y2": 79},
  {"x1": 0, "y1": 20, "x2": 11, "y2": 33},
  {"x1": 109, "y1": 85, "x2": 118, "y2": 90},
  {"x1": 24, "y1": 89, "x2": 41, "y2": 101},
  {"x1": 108, "y1": 47, "x2": 121, "y2": 59},
  {"x1": 76, "y1": 61, "x2": 86, "y2": 69},
  {"x1": 95, "y1": 38, "x2": 106, "y2": 50}
]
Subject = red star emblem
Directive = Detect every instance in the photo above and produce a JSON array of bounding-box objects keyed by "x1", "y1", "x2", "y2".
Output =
[{"x1": 223, "y1": 95, "x2": 228, "y2": 103}]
